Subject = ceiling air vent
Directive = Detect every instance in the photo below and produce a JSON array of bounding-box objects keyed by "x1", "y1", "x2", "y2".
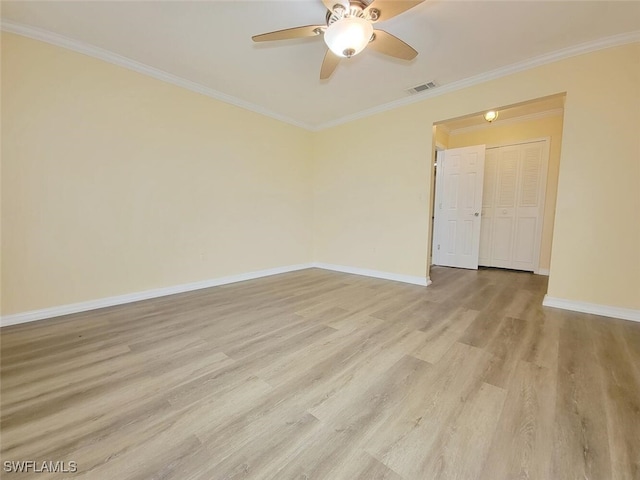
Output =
[{"x1": 407, "y1": 81, "x2": 438, "y2": 94}]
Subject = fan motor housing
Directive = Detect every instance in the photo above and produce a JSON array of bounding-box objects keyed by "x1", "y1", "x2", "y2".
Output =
[{"x1": 326, "y1": 1, "x2": 377, "y2": 25}]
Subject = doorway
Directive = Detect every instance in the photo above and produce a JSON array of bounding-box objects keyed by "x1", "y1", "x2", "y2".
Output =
[{"x1": 429, "y1": 94, "x2": 565, "y2": 277}]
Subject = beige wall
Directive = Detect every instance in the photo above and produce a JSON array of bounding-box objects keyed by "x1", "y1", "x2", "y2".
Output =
[
  {"x1": 448, "y1": 114, "x2": 565, "y2": 271},
  {"x1": 314, "y1": 42, "x2": 640, "y2": 310},
  {"x1": 3, "y1": 33, "x2": 639, "y2": 316},
  {"x1": 314, "y1": 107, "x2": 431, "y2": 277},
  {"x1": 1, "y1": 33, "x2": 314, "y2": 315}
]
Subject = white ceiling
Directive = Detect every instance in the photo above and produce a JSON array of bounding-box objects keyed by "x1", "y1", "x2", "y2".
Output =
[{"x1": 2, "y1": 1, "x2": 640, "y2": 128}]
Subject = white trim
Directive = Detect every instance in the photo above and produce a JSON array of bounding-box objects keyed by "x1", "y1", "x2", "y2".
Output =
[
  {"x1": 315, "y1": 31, "x2": 640, "y2": 130},
  {"x1": 449, "y1": 109, "x2": 564, "y2": 136},
  {"x1": 1, "y1": 263, "x2": 431, "y2": 326},
  {"x1": 543, "y1": 295, "x2": 640, "y2": 323},
  {"x1": 536, "y1": 268, "x2": 550, "y2": 276},
  {"x1": 431, "y1": 149, "x2": 446, "y2": 266},
  {"x1": 0, "y1": 20, "x2": 313, "y2": 131},
  {"x1": 485, "y1": 136, "x2": 549, "y2": 150},
  {"x1": 313, "y1": 262, "x2": 430, "y2": 287},
  {"x1": 2, "y1": 20, "x2": 637, "y2": 132},
  {"x1": 0, "y1": 263, "x2": 314, "y2": 327}
]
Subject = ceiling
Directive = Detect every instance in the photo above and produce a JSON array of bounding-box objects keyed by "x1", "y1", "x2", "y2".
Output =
[{"x1": 2, "y1": 1, "x2": 639, "y2": 129}]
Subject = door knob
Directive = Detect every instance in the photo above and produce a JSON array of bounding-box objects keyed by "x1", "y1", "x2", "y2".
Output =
[{"x1": 474, "y1": 212, "x2": 479, "y2": 217}]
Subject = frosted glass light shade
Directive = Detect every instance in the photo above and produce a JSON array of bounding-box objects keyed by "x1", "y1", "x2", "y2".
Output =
[
  {"x1": 484, "y1": 111, "x2": 499, "y2": 122},
  {"x1": 324, "y1": 17, "x2": 374, "y2": 58}
]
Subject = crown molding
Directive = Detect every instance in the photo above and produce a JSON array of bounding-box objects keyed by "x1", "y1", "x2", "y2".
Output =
[
  {"x1": 1, "y1": 20, "x2": 314, "y2": 131},
  {"x1": 3, "y1": 20, "x2": 639, "y2": 132},
  {"x1": 314, "y1": 30, "x2": 640, "y2": 131},
  {"x1": 448, "y1": 108, "x2": 564, "y2": 136}
]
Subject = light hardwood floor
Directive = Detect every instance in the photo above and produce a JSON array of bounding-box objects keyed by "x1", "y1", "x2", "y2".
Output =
[{"x1": 1, "y1": 267, "x2": 639, "y2": 479}]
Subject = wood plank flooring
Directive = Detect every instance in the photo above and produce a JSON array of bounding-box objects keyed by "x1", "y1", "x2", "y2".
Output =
[{"x1": 1, "y1": 267, "x2": 639, "y2": 479}]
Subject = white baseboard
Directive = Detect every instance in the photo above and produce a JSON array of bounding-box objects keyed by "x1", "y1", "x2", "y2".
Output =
[
  {"x1": 1, "y1": 262, "x2": 431, "y2": 327},
  {"x1": 313, "y1": 262, "x2": 431, "y2": 287},
  {"x1": 543, "y1": 295, "x2": 640, "y2": 323},
  {"x1": 0, "y1": 263, "x2": 313, "y2": 327},
  {"x1": 535, "y1": 268, "x2": 550, "y2": 276},
  {"x1": 9, "y1": 266, "x2": 637, "y2": 327}
]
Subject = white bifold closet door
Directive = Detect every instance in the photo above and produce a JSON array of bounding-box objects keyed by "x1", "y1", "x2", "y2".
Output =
[{"x1": 479, "y1": 140, "x2": 548, "y2": 272}]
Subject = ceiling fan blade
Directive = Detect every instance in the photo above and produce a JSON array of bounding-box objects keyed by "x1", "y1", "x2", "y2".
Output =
[
  {"x1": 369, "y1": 30, "x2": 418, "y2": 60},
  {"x1": 252, "y1": 25, "x2": 325, "y2": 42},
  {"x1": 365, "y1": 0, "x2": 425, "y2": 22},
  {"x1": 320, "y1": 49, "x2": 341, "y2": 80},
  {"x1": 322, "y1": 0, "x2": 350, "y2": 13}
]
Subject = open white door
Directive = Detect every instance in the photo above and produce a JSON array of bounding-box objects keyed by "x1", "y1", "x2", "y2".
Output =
[{"x1": 433, "y1": 145, "x2": 486, "y2": 269}]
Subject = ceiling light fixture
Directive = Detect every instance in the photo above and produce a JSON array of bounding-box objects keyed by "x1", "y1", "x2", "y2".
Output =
[
  {"x1": 252, "y1": 0, "x2": 424, "y2": 80},
  {"x1": 324, "y1": 16, "x2": 374, "y2": 58},
  {"x1": 484, "y1": 110, "x2": 499, "y2": 123}
]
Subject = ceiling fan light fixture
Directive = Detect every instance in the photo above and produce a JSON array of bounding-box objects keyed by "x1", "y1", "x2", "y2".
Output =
[
  {"x1": 324, "y1": 17, "x2": 374, "y2": 58},
  {"x1": 484, "y1": 110, "x2": 499, "y2": 123}
]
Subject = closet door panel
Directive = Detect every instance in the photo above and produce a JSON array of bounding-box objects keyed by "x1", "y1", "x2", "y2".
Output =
[
  {"x1": 513, "y1": 143, "x2": 545, "y2": 271},
  {"x1": 496, "y1": 147, "x2": 519, "y2": 208},
  {"x1": 491, "y1": 216, "x2": 514, "y2": 267},
  {"x1": 490, "y1": 147, "x2": 519, "y2": 268},
  {"x1": 519, "y1": 144, "x2": 544, "y2": 207},
  {"x1": 513, "y1": 216, "x2": 537, "y2": 265},
  {"x1": 479, "y1": 217, "x2": 493, "y2": 264},
  {"x1": 478, "y1": 140, "x2": 547, "y2": 272},
  {"x1": 479, "y1": 150, "x2": 498, "y2": 266}
]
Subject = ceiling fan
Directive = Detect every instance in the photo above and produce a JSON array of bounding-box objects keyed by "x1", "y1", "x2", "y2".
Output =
[{"x1": 252, "y1": 0, "x2": 425, "y2": 80}]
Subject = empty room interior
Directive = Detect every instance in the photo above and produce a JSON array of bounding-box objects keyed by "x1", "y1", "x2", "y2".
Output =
[{"x1": 1, "y1": 1, "x2": 639, "y2": 479}]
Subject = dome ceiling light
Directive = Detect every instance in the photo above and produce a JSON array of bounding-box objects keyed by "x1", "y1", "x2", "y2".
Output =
[{"x1": 484, "y1": 110, "x2": 499, "y2": 123}]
